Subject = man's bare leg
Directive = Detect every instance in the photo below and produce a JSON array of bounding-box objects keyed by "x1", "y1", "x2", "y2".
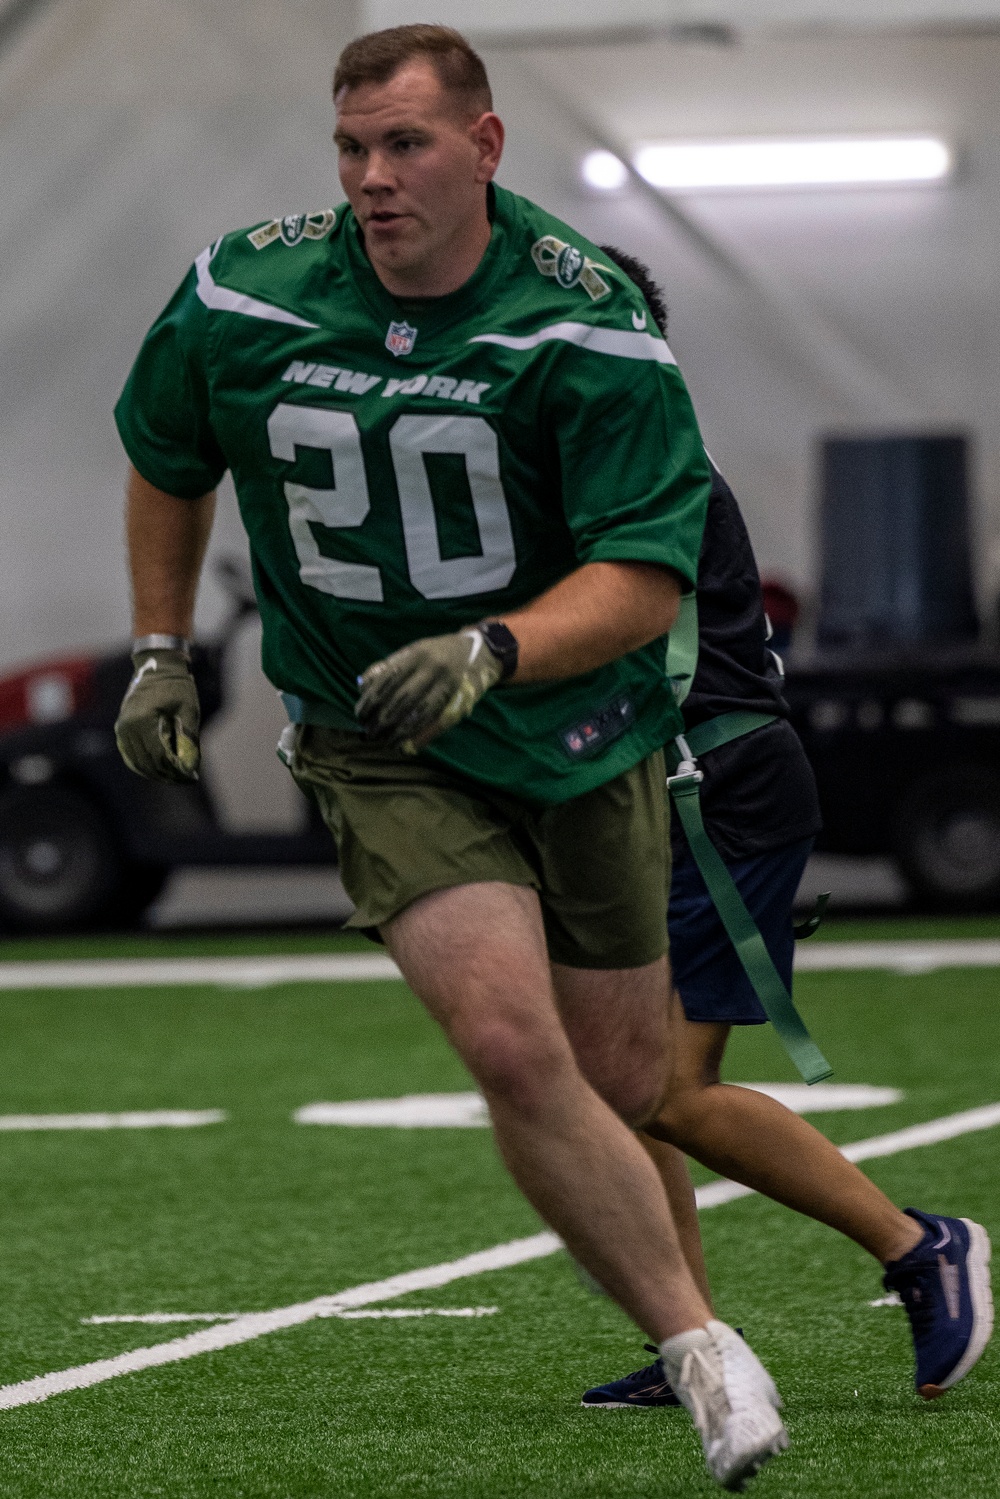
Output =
[
  {"x1": 550, "y1": 962, "x2": 714, "y2": 1305},
  {"x1": 381, "y1": 882, "x2": 711, "y2": 1341},
  {"x1": 643, "y1": 1137, "x2": 715, "y2": 1308},
  {"x1": 647, "y1": 990, "x2": 922, "y2": 1265},
  {"x1": 548, "y1": 959, "x2": 714, "y2": 1304}
]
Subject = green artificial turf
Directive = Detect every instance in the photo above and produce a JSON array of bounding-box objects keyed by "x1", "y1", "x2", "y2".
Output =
[
  {"x1": 0, "y1": 935, "x2": 995, "y2": 1495},
  {"x1": 806, "y1": 913, "x2": 1000, "y2": 943},
  {"x1": 0, "y1": 928, "x2": 380, "y2": 963}
]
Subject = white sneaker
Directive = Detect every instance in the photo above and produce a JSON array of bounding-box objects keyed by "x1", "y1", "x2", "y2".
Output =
[{"x1": 660, "y1": 1320, "x2": 788, "y2": 1491}]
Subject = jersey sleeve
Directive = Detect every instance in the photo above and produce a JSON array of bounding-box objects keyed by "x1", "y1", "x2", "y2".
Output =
[
  {"x1": 114, "y1": 264, "x2": 228, "y2": 499},
  {"x1": 549, "y1": 346, "x2": 710, "y2": 592}
]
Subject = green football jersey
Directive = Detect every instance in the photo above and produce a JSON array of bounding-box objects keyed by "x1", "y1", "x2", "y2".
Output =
[{"x1": 115, "y1": 186, "x2": 711, "y2": 803}]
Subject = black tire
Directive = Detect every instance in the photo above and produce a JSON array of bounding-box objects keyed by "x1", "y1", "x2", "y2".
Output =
[
  {"x1": 894, "y1": 765, "x2": 1000, "y2": 910},
  {"x1": 0, "y1": 784, "x2": 123, "y2": 932}
]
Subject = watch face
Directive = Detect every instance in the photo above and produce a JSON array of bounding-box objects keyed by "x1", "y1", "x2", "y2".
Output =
[{"x1": 480, "y1": 622, "x2": 518, "y2": 677}]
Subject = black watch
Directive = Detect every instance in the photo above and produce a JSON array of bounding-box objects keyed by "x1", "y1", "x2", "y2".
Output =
[{"x1": 477, "y1": 620, "x2": 519, "y2": 681}]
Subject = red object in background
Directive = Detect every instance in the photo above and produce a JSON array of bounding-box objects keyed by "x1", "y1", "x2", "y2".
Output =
[
  {"x1": 760, "y1": 579, "x2": 801, "y2": 653},
  {"x1": 0, "y1": 656, "x2": 95, "y2": 734},
  {"x1": 761, "y1": 579, "x2": 800, "y2": 633}
]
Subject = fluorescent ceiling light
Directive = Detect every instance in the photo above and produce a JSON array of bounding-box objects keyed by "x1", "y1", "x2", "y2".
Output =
[
  {"x1": 632, "y1": 135, "x2": 951, "y2": 191},
  {"x1": 582, "y1": 149, "x2": 629, "y2": 190}
]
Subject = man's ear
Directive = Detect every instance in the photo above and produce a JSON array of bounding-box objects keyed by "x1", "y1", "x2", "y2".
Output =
[{"x1": 471, "y1": 112, "x2": 504, "y2": 183}]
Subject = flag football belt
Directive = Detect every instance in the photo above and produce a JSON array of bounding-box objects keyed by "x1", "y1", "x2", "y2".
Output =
[{"x1": 666, "y1": 710, "x2": 833, "y2": 1085}]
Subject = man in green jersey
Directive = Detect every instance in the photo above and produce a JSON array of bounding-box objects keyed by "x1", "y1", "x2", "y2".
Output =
[{"x1": 113, "y1": 25, "x2": 788, "y2": 1486}]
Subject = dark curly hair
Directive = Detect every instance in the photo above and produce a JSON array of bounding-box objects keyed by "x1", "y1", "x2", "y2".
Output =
[{"x1": 599, "y1": 245, "x2": 669, "y2": 338}]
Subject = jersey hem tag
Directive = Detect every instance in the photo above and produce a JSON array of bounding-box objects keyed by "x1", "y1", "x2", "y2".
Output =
[{"x1": 560, "y1": 696, "x2": 635, "y2": 758}]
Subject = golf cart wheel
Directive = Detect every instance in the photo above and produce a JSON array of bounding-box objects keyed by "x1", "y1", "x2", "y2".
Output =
[
  {"x1": 894, "y1": 765, "x2": 1000, "y2": 910},
  {"x1": 0, "y1": 783, "x2": 122, "y2": 932}
]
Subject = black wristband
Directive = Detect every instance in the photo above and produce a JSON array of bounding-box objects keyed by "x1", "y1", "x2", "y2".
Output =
[{"x1": 477, "y1": 620, "x2": 519, "y2": 680}]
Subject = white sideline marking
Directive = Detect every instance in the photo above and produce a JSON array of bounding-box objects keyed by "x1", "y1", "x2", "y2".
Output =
[
  {"x1": 0, "y1": 954, "x2": 402, "y2": 991},
  {"x1": 739, "y1": 1083, "x2": 902, "y2": 1113},
  {"x1": 294, "y1": 1084, "x2": 901, "y2": 1129},
  {"x1": 869, "y1": 1293, "x2": 904, "y2": 1308},
  {"x1": 839, "y1": 1102, "x2": 1000, "y2": 1162},
  {"x1": 83, "y1": 1307, "x2": 497, "y2": 1324},
  {"x1": 0, "y1": 1233, "x2": 559, "y2": 1410},
  {"x1": 83, "y1": 1313, "x2": 241, "y2": 1325},
  {"x1": 3, "y1": 939, "x2": 1000, "y2": 991},
  {"x1": 795, "y1": 939, "x2": 1000, "y2": 975},
  {"x1": 4, "y1": 1101, "x2": 999, "y2": 1411},
  {"x1": 296, "y1": 1094, "x2": 488, "y2": 1128},
  {"x1": 333, "y1": 1307, "x2": 498, "y2": 1320},
  {"x1": 692, "y1": 1101, "x2": 1000, "y2": 1211},
  {"x1": 0, "y1": 1111, "x2": 226, "y2": 1131}
]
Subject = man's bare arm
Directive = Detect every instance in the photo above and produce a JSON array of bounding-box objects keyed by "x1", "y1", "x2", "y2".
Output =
[
  {"x1": 126, "y1": 465, "x2": 216, "y2": 637},
  {"x1": 500, "y1": 560, "x2": 682, "y2": 684},
  {"x1": 355, "y1": 558, "x2": 683, "y2": 750}
]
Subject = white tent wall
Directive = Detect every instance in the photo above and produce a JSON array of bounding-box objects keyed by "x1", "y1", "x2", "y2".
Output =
[
  {"x1": 367, "y1": 0, "x2": 1000, "y2": 33},
  {"x1": 480, "y1": 26, "x2": 1000, "y2": 622},
  {"x1": 1, "y1": 2, "x2": 998, "y2": 686},
  {"x1": 0, "y1": 0, "x2": 360, "y2": 674}
]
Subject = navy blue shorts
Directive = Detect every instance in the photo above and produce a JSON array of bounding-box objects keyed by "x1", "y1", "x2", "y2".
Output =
[{"x1": 668, "y1": 836, "x2": 814, "y2": 1025}]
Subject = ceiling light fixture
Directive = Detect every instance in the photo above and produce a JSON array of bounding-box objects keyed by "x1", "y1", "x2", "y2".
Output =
[
  {"x1": 581, "y1": 149, "x2": 629, "y2": 191},
  {"x1": 632, "y1": 135, "x2": 952, "y2": 191}
]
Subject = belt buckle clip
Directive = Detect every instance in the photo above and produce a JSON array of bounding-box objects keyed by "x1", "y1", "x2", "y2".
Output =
[{"x1": 666, "y1": 733, "x2": 704, "y2": 792}]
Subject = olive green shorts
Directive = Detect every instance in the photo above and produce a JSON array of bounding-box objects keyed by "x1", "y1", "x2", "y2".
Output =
[{"x1": 291, "y1": 726, "x2": 671, "y2": 969}]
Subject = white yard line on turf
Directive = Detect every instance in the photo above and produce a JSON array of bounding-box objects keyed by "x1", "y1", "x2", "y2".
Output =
[
  {"x1": 2, "y1": 1100, "x2": 999, "y2": 1412},
  {"x1": 339, "y1": 1307, "x2": 499, "y2": 1320},
  {"x1": 294, "y1": 1084, "x2": 902, "y2": 1128},
  {"x1": 0, "y1": 954, "x2": 402, "y2": 990},
  {"x1": 0, "y1": 1234, "x2": 557, "y2": 1410},
  {"x1": 794, "y1": 939, "x2": 1000, "y2": 975},
  {"x1": 0, "y1": 1111, "x2": 226, "y2": 1131},
  {"x1": 83, "y1": 1308, "x2": 497, "y2": 1324},
  {"x1": 3, "y1": 939, "x2": 1000, "y2": 991},
  {"x1": 692, "y1": 1101, "x2": 1000, "y2": 1209},
  {"x1": 83, "y1": 1314, "x2": 242, "y2": 1324}
]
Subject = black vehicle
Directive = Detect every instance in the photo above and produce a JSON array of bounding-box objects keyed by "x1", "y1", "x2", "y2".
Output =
[
  {"x1": 0, "y1": 561, "x2": 334, "y2": 933},
  {"x1": 783, "y1": 645, "x2": 1000, "y2": 910},
  {"x1": 4, "y1": 561, "x2": 1000, "y2": 930}
]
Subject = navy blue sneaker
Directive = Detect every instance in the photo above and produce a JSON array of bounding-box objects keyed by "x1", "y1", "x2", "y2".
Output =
[
  {"x1": 883, "y1": 1208, "x2": 993, "y2": 1399},
  {"x1": 581, "y1": 1344, "x2": 681, "y2": 1408}
]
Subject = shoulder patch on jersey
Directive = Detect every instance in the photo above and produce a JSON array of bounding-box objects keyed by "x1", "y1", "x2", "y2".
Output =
[
  {"x1": 531, "y1": 235, "x2": 611, "y2": 302},
  {"x1": 248, "y1": 210, "x2": 336, "y2": 251}
]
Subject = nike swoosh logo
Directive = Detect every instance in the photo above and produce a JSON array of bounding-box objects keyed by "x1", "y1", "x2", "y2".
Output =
[
  {"x1": 124, "y1": 656, "x2": 158, "y2": 701},
  {"x1": 631, "y1": 310, "x2": 646, "y2": 330},
  {"x1": 465, "y1": 631, "x2": 484, "y2": 664},
  {"x1": 933, "y1": 1223, "x2": 952, "y2": 1251}
]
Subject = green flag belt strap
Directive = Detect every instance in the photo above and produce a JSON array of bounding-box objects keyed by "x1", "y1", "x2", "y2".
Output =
[
  {"x1": 666, "y1": 713, "x2": 833, "y2": 1084},
  {"x1": 683, "y1": 709, "x2": 778, "y2": 757},
  {"x1": 680, "y1": 713, "x2": 831, "y2": 941},
  {"x1": 666, "y1": 592, "x2": 700, "y2": 707}
]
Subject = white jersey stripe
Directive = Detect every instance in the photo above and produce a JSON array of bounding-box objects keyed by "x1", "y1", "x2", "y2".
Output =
[
  {"x1": 469, "y1": 322, "x2": 677, "y2": 365},
  {"x1": 194, "y1": 244, "x2": 318, "y2": 330}
]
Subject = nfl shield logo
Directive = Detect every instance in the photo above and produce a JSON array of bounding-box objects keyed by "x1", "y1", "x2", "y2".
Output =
[{"x1": 385, "y1": 320, "x2": 418, "y2": 357}]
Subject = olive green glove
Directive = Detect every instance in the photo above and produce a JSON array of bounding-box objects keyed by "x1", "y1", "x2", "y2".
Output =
[
  {"x1": 355, "y1": 627, "x2": 505, "y2": 752},
  {"x1": 114, "y1": 649, "x2": 201, "y2": 783}
]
